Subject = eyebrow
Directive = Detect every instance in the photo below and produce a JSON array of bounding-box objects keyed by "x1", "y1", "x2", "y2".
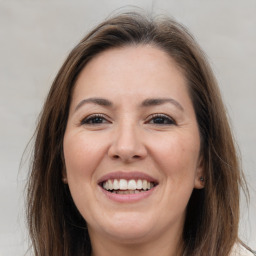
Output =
[
  {"x1": 74, "y1": 97, "x2": 184, "y2": 112},
  {"x1": 74, "y1": 97, "x2": 112, "y2": 112},
  {"x1": 141, "y1": 98, "x2": 184, "y2": 111}
]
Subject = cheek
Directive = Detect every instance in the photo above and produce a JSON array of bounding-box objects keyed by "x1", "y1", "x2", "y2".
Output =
[
  {"x1": 151, "y1": 132, "x2": 200, "y2": 180},
  {"x1": 63, "y1": 133, "x2": 105, "y2": 180},
  {"x1": 150, "y1": 133, "x2": 201, "y2": 226}
]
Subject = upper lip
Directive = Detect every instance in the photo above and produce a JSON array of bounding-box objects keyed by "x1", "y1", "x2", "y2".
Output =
[{"x1": 97, "y1": 171, "x2": 158, "y2": 184}]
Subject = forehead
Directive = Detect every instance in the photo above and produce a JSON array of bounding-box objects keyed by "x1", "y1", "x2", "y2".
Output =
[
  {"x1": 85, "y1": 45, "x2": 184, "y2": 77},
  {"x1": 69, "y1": 45, "x2": 197, "y2": 120},
  {"x1": 73, "y1": 45, "x2": 187, "y2": 97}
]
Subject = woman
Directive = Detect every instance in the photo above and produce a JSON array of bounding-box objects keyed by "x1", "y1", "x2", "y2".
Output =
[{"x1": 26, "y1": 12, "x2": 255, "y2": 255}]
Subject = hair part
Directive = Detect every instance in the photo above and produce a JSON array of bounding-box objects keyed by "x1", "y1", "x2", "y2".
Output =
[{"x1": 26, "y1": 12, "x2": 246, "y2": 255}]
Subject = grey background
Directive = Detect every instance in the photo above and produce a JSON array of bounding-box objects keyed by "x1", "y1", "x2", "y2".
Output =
[{"x1": 0, "y1": 0, "x2": 255, "y2": 255}]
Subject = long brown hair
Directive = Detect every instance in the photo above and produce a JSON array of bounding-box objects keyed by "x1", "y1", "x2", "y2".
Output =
[{"x1": 26, "y1": 12, "x2": 246, "y2": 255}]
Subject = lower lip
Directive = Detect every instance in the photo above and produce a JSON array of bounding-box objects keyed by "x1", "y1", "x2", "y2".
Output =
[{"x1": 99, "y1": 186, "x2": 157, "y2": 203}]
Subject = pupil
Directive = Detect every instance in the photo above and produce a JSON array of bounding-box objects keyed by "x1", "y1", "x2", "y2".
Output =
[
  {"x1": 154, "y1": 117, "x2": 165, "y2": 123},
  {"x1": 93, "y1": 117, "x2": 103, "y2": 123}
]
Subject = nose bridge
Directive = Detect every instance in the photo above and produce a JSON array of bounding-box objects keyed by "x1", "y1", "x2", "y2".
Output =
[{"x1": 108, "y1": 117, "x2": 146, "y2": 161}]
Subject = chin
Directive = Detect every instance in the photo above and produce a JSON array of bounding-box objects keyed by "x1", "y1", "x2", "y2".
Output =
[{"x1": 92, "y1": 212, "x2": 157, "y2": 243}]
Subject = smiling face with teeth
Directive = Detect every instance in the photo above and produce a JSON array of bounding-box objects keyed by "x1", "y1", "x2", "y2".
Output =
[
  {"x1": 102, "y1": 178, "x2": 154, "y2": 191},
  {"x1": 63, "y1": 45, "x2": 204, "y2": 254}
]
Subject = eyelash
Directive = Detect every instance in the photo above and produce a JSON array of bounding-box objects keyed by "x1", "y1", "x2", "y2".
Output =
[
  {"x1": 80, "y1": 113, "x2": 176, "y2": 126},
  {"x1": 80, "y1": 114, "x2": 109, "y2": 125},
  {"x1": 146, "y1": 114, "x2": 176, "y2": 126}
]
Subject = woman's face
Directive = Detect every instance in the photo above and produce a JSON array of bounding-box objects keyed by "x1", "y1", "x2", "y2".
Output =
[{"x1": 63, "y1": 45, "x2": 204, "y2": 245}]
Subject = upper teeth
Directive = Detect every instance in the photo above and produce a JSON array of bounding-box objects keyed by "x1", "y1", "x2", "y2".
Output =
[{"x1": 102, "y1": 179, "x2": 154, "y2": 191}]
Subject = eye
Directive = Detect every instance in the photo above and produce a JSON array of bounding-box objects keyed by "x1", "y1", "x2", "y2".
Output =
[
  {"x1": 81, "y1": 114, "x2": 110, "y2": 125},
  {"x1": 147, "y1": 114, "x2": 176, "y2": 125}
]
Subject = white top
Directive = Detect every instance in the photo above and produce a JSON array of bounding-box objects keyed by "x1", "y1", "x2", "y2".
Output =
[{"x1": 230, "y1": 243, "x2": 255, "y2": 256}]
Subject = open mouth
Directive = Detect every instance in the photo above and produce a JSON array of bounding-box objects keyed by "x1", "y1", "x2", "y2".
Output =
[{"x1": 100, "y1": 179, "x2": 158, "y2": 194}]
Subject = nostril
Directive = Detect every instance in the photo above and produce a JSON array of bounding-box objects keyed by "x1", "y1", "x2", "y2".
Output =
[
  {"x1": 108, "y1": 141, "x2": 147, "y2": 161},
  {"x1": 111, "y1": 154, "x2": 140, "y2": 161}
]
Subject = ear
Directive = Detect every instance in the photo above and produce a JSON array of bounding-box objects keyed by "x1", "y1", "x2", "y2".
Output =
[
  {"x1": 194, "y1": 156, "x2": 205, "y2": 189},
  {"x1": 61, "y1": 151, "x2": 68, "y2": 184},
  {"x1": 62, "y1": 167, "x2": 68, "y2": 184}
]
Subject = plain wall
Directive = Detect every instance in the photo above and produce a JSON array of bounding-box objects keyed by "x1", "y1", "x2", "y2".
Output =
[{"x1": 0, "y1": 0, "x2": 255, "y2": 254}]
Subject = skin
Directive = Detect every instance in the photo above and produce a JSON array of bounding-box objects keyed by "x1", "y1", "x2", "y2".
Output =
[{"x1": 63, "y1": 45, "x2": 204, "y2": 256}]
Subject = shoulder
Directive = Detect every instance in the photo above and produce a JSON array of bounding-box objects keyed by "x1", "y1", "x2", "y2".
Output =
[{"x1": 230, "y1": 243, "x2": 256, "y2": 256}]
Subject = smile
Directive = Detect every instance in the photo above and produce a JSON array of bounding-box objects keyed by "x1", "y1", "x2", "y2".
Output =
[
  {"x1": 98, "y1": 171, "x2": 159, "y2": 200},
  {"x1": 102, "y1": 179, "x2": 156, "y2": 194}
]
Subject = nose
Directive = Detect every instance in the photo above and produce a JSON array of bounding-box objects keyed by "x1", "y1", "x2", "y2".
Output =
[{"x1": 108, "y1": 122, "x2": 147, "y2": 163}]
